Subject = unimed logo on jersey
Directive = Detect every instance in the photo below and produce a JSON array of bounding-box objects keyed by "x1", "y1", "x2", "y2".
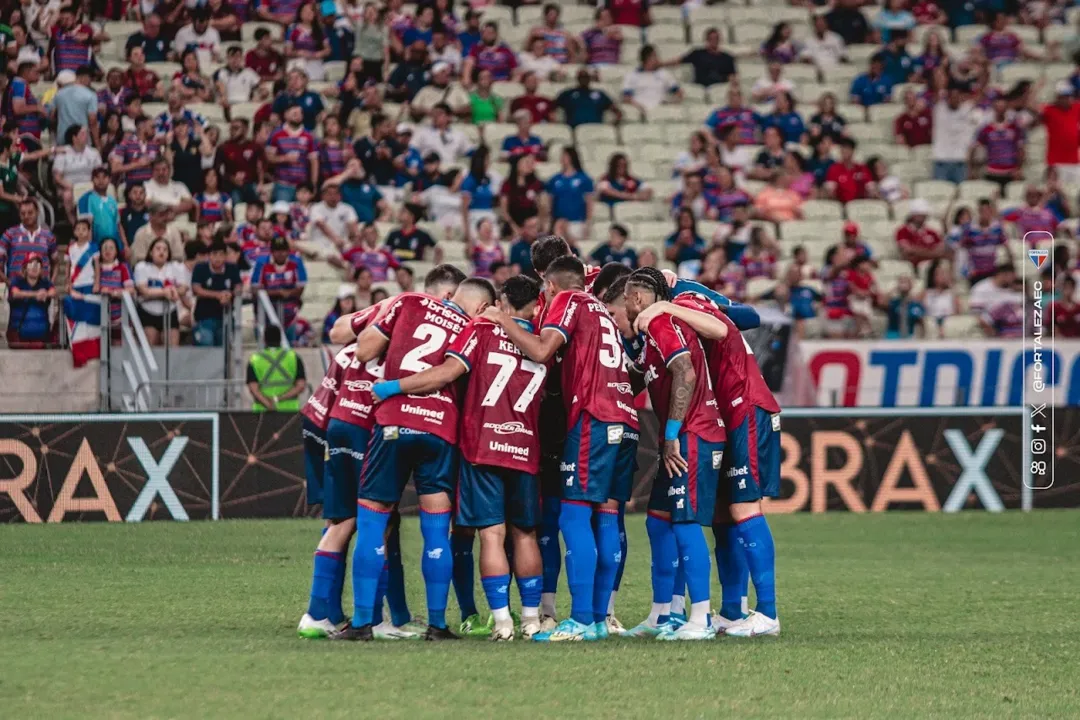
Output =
[
  {"x1": 488, "y1": 440, "x2": 529, "y2": 459},
  {"x1": 483, "y1": 421, "x2": 534, "y2": 436}
]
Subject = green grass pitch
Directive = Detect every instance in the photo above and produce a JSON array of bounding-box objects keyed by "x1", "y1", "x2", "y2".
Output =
[{"x1": 2, "y1": 512, "x2": 1079, "y2": 718}]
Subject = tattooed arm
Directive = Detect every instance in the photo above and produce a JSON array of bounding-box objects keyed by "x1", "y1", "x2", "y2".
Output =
[{"x1": 664, "y1": 353, "x2": 696, "y2": 478}]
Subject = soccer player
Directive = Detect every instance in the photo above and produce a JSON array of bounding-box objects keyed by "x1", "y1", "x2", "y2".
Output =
[
  {"x1": 373, "y1": 276, "x2": 548, "y2": 640},
  {"x1": 296, "y1": 341, "x2": 347, "y2": 637},
  {"x1": 338, "y1": 268, "x2": 494, "y2": 641},
  {"x1": 484, "y1": 256, "x2": 638, "y2": 642},
  {"x1": 634, "y1": 289, "x2": 783, "y2": 637},
  {"x1": 609, "y1": 270, "x2": 727, "y2": 640}
]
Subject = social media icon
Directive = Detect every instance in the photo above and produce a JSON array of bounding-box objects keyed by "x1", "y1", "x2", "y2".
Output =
[{"x1": 1031, "y1": 439, "x2": 1046, "y2": 455}]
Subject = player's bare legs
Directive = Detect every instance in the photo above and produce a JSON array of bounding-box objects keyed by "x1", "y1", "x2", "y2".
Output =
[{"x1": 727, "y1": 500, "x2": 779, "y2": 637}]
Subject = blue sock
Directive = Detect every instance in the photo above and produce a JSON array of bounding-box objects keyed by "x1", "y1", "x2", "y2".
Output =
[
  {"x1": 738, "y1": 515, "x2": 777, "y2": 619},
  {"x1": 517, "y1": 575, "x2": 542, "y2": 611},
  {"x1": 307, "y1": 550, "x2": 344, "y2": 623},
  {"x1": 558, "y1": 501, "x2": 597, "y2": 625},
  {"x1": 645, "y1": 513, "x2": 676, "y2": 623},
  {"x1": 613, "y1": 503, "x2": 627, "y2": 592},
  {"x1": 419, "y1": 510, "x2": 453, "y2": 629},
  {"x1": 352, "y1": 506, "x2": 390, "y2": 627},
  {"x1": 672, "y1": 556, "x2": 686, "y2": 611},
  {"x1": 373, "y1": 563, "x2": 388, "y2": 626},
  {"x1": 592, "y1": 510, "x2": 620, "y2": 624},
  {"x1": 321, "y1": 526, "x2": 328, "y2": 537},
  {"x1": 481, "y1": 573, "x2": 511, "y2": 612},
  {"x1": 672, "y1": 522, "x2": 711, "y2": 614},
  {"x1": 385, "y1": 522, "x2": 411, "y2": 626},
  {"x1": 451, "y1": 530, "x2": 478, "y2": 621},
  {"x1": 714, "y1": 523, "x2": 746, "y2": 621},
  {"x1": 540, "y1": 496, "x2": 562, "y2": 594}
]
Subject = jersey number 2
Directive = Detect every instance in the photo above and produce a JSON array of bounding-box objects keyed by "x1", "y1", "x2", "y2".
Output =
[{"x1": 400, "y1": 323, "x2": 447, "y2": 373}]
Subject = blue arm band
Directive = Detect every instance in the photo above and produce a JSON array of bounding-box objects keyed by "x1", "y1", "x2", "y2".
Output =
[
  {"x1": 664, "y1": 419, "x2": 682, "y2": 442},
  {"x1": 375, "y1": 379, "x2": 402, "y2": 400}
]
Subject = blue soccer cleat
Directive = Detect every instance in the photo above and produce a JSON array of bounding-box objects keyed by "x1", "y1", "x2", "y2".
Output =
[
  {"x1": 584, "y1": 621, "x2": 609, "y2": 641},
  {"x1": 532, "y1": 618, "x2": 591, "y2": 642}
]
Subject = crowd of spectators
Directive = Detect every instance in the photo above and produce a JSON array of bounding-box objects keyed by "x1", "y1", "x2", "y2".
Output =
[{"x1": 0, "y1": 0, "x2": 1078, "y2": 353}]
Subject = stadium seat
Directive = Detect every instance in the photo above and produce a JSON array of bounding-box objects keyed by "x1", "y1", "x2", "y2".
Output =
[
  {"x1": 846, "y1": 200, "x2": 890, "y2": 222},
  {"x1": 957, "y1": 180, "x2": 1000, "y2": 201},
  {"x1": 913, "y1": 180, "x2": 958, "y2": 203},
  {"x1": 942, "y1": 315, "x2": 982, "y2": 339},
  {"x1": 613, "y1": 202, "x2": 661, "y2": 222},
  {"x1": 800, "y1": 200, "x2": 844, "y2": 220}
]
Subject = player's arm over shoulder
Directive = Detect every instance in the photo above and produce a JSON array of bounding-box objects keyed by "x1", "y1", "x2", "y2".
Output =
[
  {"x1": 486, "y1": 306, "x2": 564, "y2": 364},
  {"x1": 636, "y1": 299, "x2": 729, "y2": 341}
]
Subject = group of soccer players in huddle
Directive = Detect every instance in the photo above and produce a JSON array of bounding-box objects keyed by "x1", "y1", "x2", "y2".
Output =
[{"x1": 295, "y1": 234, "x2": 782, "y2": 642}]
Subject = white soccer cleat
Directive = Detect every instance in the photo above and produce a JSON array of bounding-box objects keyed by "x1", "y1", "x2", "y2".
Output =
[
  {"x1": 520, "y1": 618, "x2": 542, "y2": 640},
  {"x1": 490, "y1": 621, "x2": 515, "y2": 641},
  {"x1": 297, "y1": 613, "x2": 338, "y2": 639},
  {"x1": 372, "y1": 621, "x2": 419, "y2": 640},
  {"x1": 725, "y1": 611, "x2": 780, "y2": 638},
  {"x1": 711, "y1": 612, "x2": 746, "y2": 635},
  {"x1": 657, "y1": 621, "x2": 717, "y2": 641},
  {"x1": 605, "y1": 615, "x2": 626, "y2": 635},
  {"x1": 539, "y1": 614, "x2": 558, "y2": 632}
]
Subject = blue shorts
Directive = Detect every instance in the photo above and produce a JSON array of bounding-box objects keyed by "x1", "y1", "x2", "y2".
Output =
[
  {"x1": 561, "y1": 414, "x2": 637, "y2": 504},
  {"x1": 456, "y1": 463, "x2": 539, "y2": 529},
  {"x1": 301, "y1": 417, "x2": 328, "y2": 506},
  {"x1": 358, "y1": 424, "x2": 458, "y2": 504},
  {"x1": 324, "y1": 419, "x2": 371, "y2": 521},
  {"x1": 611, "y1": 428, "x2": 639, "y2": 503},
  {"x1": 645, "y1": 433, "x2": 723, "y2": 526},
  {"x1": 722, "y1": 407, "x2": 782, "y2": 504}
]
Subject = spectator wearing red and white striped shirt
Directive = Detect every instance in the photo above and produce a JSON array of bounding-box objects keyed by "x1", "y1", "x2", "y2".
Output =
[
  {"x1": 972, "y1": 96, "x2": 1025, "y2": 189},
  {"x1": 1001, "y1": 185, "x2": 1060, "y2": 241},
  {"x1": 462, "y1": 22, "x2": 519, "y2": 85},
  {"x1": 582, "y1": 9, "x2": 624, "y2": 67},
  {"x1": 0, "y1": 201, "x2": 58, "y2": 283},
  {"x1": 49, "y1": 6, "x2": 99, "y2": 74},
  {"x1": 266, "y1": 105, "x2": 320, "y2": 203}
]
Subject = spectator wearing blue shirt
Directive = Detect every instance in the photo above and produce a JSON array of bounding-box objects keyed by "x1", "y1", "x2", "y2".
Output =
[
  {"x1": 554, "y1": 68, "x2": 623, "y2": 128},
  {"x1": 459, "y1": 146, "x2": 502, "y2": 230},
  {"x1": 326, "y1": 159, "x2": 388, "y2": 223},
  {"x1": 77, "y1": 167, "x2": 121, "y2": 246},
  {"x1": 597, "y1": 152, "x2": 653, "y2": 207},
  {"x1": 664, "y1": 207, "x2": 707, "y2": 265},
  {"x1": 402, "y1": 6, "x2": 435, "y2": 46},
  {"x1": 808, "y1": 135, "x2": 835, "y2": 186},
  {"x1": 509, "y1": 217, "x2": 540, "y2": 276},
  {"x1": 873, "y1": 0, "x2": 916, "y2": 43},
  {"x1": 850, "y1": 55, "x2": 894, "y2": 107},
  {"x1": 885, "y1": 275, "x2": 926, "y2": 338},
  {"x1": 878, "y1": 31, "x2": 919, "y2": 87},
  {"x1": 545, "y1": 147, "x2": 595, "y2": 239},
  {"x1": 499, "y1": 109, "x2": 547, "y2": 161},
  {"x1": 271, "y1": 69, "x2": 326, "y2": 130},
  {"x1": 765, "y1": 91, "x2": 807, "y2": 145},
  {"x1": 457, "y1": 10, "x2": 483, "y2": 56},
  {"x1": 590, "y1": 223, "x2": 639, "y2": 268},
  {"x1": 7, "y1": 253, "x2": 56, "y2": 347}
]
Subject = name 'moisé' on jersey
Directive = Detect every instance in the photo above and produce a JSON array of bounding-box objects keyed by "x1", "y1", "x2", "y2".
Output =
[
  {"x1": 329, "y1": 305, "x2": 384, "y2": 429},
  {"x1": 541, "y1": 289, "x2": 639, "y2": 430},
  {"x1": 675, "y1": 294, "x2": 780, "y2": 426},
  {"x1": 373, "y1": 292, "x2": 469, "y2": 445},
  {"x1": 447, "y1": 317, "x2": 547, "y2": 474},
  {"x1": 301, "y1": 343, "x2": 351, "y2": 431},
  {"x1": 639, "y1": 313, "x2": 726, "y2": 443}
]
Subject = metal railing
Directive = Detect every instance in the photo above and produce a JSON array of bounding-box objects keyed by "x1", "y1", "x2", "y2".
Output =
[{"x1": 254, "y1": 288, "x2": 291, "y2": 350}]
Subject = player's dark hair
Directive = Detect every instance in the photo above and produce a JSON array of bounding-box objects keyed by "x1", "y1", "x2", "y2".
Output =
[
  {"x1": 501, "y1": 274, "x2": 540, "y2": 310},
  {"x1": 545, "y1": 255, "x2": 586, "y2": 290},
  {"x1": 601, "y1": 275, "x2": 629, "y2": 304},
  {"x1": 591, "y1": 262, "x2": 632, "y2": 302},
  {"x1": 531, "y1": 234, "x2": 572, "y2": 275},
  {"x1": 424, "y1": 263, "x2": 467, "y2": 293},
  {"x1": 461, "y1": 277, "x2": 497, "y2": 306},
  {"x1": 627, "y1": 267, "x2": 671, "y2": 302}
]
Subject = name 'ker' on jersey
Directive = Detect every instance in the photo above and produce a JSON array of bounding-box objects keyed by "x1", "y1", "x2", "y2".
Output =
[
  {"x1": 639, "y1": 313, "x2": 726, "y2": 443},
  {"x1": 542, "y1": 289, "x2": 639, "y2": 430},
  {"x1": 329, "y1": 305, "x2": 384, "y2": 429},
  {"x1": 676, "y1": 294, "x2": 780, "y2": 425},
  {"x1": 301, "y1": 342, "x2": 352, "y2": 431},
  {"x1": 373, "y1": 292, "x2": 469, "y2": 444},
  {"x1": 447, "y1": 317, "x2": 547, "y2": 474}
]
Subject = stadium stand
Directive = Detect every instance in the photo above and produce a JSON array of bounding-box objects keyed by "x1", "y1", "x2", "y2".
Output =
[{"x1": 0, "y1": 0, "x2": 1077, "y2": 356}]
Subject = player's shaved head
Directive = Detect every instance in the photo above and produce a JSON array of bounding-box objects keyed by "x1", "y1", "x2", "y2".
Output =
[
  {"x1": 544, "y1": 255, "x2": 586, "y2": 292},
  {"x1": 453, "y1": 277, "x2": 497, "y2": 317},
  {"x1": 424, "y1": 263, "x2": 468, "y2": 298},
  {"x1": 624, "y1": 267, "x2": 671, "y2": 322},
  {"x1": 500, "y1": 275, "x2": 540, "y2": 313},
  {"x1": 531, "y1": 234, "x2": 573, "y2": 275},
  {"x1": 591, "y1": 262, "x2": 632, "y2": 302}
]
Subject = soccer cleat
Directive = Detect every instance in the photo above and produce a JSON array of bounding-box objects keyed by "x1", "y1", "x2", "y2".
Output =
[
  {"x1": 489, "y1": 621, "x2": 515, "y2": 642},
  {"x1": 657, "y1": 621, "x2": 717, "y2": 641},
  {"x1": 539, "y1": 614, "x2": 558, "y2": 632},
  {"x1": 423, "y1": 625, "x2": 462, "y2": 641},
  {"x1": 460, "y1": 613, "x2": 491, "y2": 638},
  {"x1": 296, "y1": 613, "x2": 337, "y2": 639},
  {"x1": 532, "y1": 618, "x2": 590, "y2": 642},
  {"x1": 399, "y1": 617, "x2": 429, "y2": 636},
  {"x1": 725, "y1": 611, "x2": 780, "y2": 638},
  {"x1": 373, "y1": 621, "x2": 419, "y2": 640},
  {"x1": 520, "y1": 618, "x2": 542, "y2": 640},
  {"x1": 622, "y1": 620, "x2": 668, "y2": 638},
  {"x1": 330, "y1": 623, "x2": 374, "y2": 641},
  {"x1": 605, "y1": 615, "x2": 626, "y2": 635},
  {"x1": 711, "y1": 612, "x2": 747, "y2": 635},
  {"x1": 584, "y1": 621, "x2": 609, "y2": 641}
]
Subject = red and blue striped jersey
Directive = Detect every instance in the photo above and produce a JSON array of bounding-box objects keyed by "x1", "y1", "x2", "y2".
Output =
[
  {"x1": 196, "y1": 192, "x2": 232, "y2": 224},
  {"x1": 50, "y1": 25, "x2": 93, "y2": 72},
  {"x1": 0, "y1": 225, "x2": 57, "y2": 278},
  {"x1": 467, "y1": 43, "x2": 518, "y2": 80},
  {"x1": 822, "y1": 268, "x2": 852, "y2": 318},
  {"x1": 251, "y1": 256, "x2": 307, "y2": 325},
  {"x1": 262, "y1": 0, "x2": 305, "y2": 16},
  {"x1": 976, "y1": 122, "x2": 1024, "y2": 173},
  {"x1": 98, "y1": 261, "x2": 133, "y2": 325},
  {"x1": 582, "y1": 29, "x2": 621, "y2": 65},
  {"x1": 541, "y1": 29, "x2": 572, "y2": 64},
  {"x1": 285, "y1": 23, "x2": 320, "y2": 54},
  {"x1": 268, "y1": 127, "x2": 318, "y2": 185},
  {"x1": 1002, "y1": 205, "x2": 1059, "y2": 238},
  {"x1": 110, "y1": 135, "x2": 163, "y2": 184},
  {"x1": 318, "y1": 140, "x2": 350, "y2": 184},
  {"x1": 340, "y1": 246, "x2": 399, "y2": 281},
  {"x1": 8, "y1": 78, "x2": 44, "y2": 138},
  {"x1": 740, "y1": 252, "x2": 777, "y2": 280},
  {"x1": 97, "y1": 86, "x2": 134, "y2": 117},
  {"x1": 705, "y1": 106, "x2": 763, "y2": 145},
  {"x1": 978, "y1": 31, "x2": 1021, "y2": 63},
  {"x1": 471, "y1": 242, "x2": 505, "y2": 279},
  {"x1": 957, "y1": 222, "x2": 1006, "y2": 278}
]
